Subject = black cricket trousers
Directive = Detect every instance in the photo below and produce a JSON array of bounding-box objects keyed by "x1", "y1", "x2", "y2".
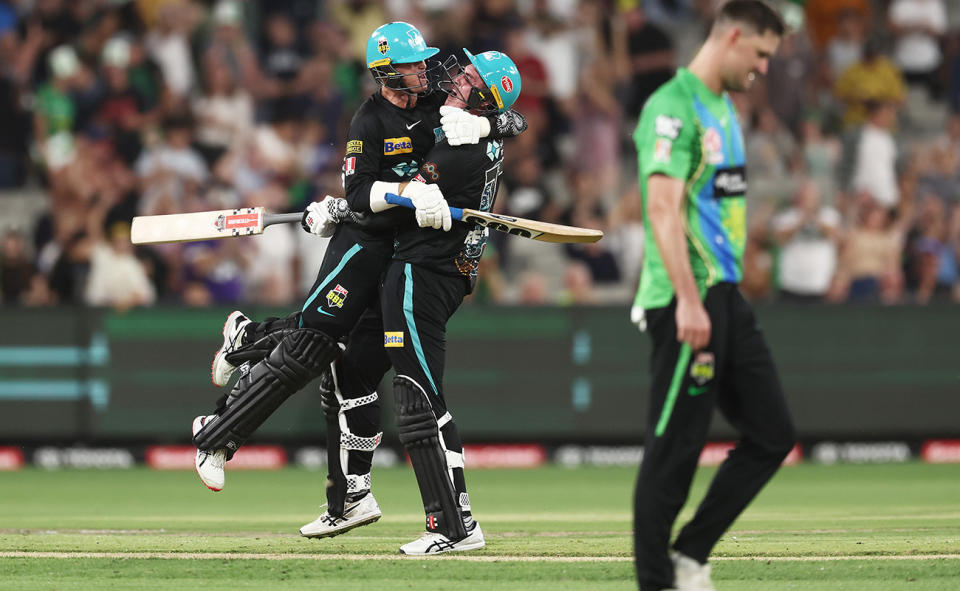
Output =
[{"x1": 634, "y1": 282, "x2": 795, "y2": 591}]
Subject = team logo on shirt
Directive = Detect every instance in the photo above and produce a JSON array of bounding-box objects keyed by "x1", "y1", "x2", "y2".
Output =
[
  {"x1": 654, "y1": 138, "x2": 672, "y2": 163},
  {"x1": 655, "y1": 115, "x2": 682, "y2": 139},
  {"x1": 344, "y1": 156, "x2": 357, "y2": 176},
  {"x1": 702, "y1": 127, "x2": 724, "y2": 165},
  {"x1": 689, "y1": 351, "x2": 715, "y2": 387},
  {"x1": 346, "y1": 140, "x2": 363, "y2": 154},
  {"x1": 392, "y1": 161, "x2": 419, "y2": 177},
  {"x1": 421, "y1": 162, "x2": 439, "y2": 181},
  {"x1": 384, "y1": 137, "x2": 414, "y2": 155},
  {"x1": 384, "y1": 332, "x2": 405, "y2": 347},
  {"x1": 326, "y1": 284, "x2": 348, "y2": 308},
  {"x1": 486, "y1": 140, "x2": 503, "y2": 161},
  {"x1": 434, "y1": 127, "x2": 445, "y2": 144}
]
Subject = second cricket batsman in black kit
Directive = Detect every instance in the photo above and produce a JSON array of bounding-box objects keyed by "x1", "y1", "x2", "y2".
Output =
[{"x1": 379, "y1": 48, "x2": 522, "y2": 554}]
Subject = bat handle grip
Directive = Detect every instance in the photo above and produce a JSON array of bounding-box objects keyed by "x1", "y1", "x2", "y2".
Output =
[{"x1": 385, "y1": 192, "x2": 463, "y2": 222}]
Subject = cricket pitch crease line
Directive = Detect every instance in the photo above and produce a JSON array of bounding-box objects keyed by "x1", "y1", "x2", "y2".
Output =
[{"x1": 2, "y1": 552, "x2": 959, "y2": 562}]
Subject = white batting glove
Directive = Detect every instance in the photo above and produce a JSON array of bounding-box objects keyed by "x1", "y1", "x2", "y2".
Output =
[
  {"x1": 301, "y1": 196, "x2": 345, "y2": 238},
  {"x1": 403, "y1": 181, "x2": 452, "y2": 231},
  {"x1": 440, "y1": 105, "x2": 491, "y2": 146}
]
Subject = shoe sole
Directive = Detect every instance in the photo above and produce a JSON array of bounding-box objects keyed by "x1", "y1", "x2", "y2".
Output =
[
  {"x1": 211, "y1": 311, "x2": 243, "y2": 387},
  {"x1": 300, "y1": 512, "x2": 382, "y2": 539},
  {"x1": 192, "y1": 416, "x2": 223, "y2": 492}
]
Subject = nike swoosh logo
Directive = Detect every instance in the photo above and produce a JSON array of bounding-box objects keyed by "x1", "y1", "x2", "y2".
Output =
[
  {"x1": 688, "y1": 385, "x2": 709, "y2": 396},
  {"x1": 316, "y1": 309, "x2": 334, "y2": 316},
  {"x1": 406, "y1": 120, "x2": 421, "y2": 130}
]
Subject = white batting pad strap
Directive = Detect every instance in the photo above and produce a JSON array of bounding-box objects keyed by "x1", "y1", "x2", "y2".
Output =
[
  {"x1": 445, "y1": 449, "x2": 464, "y2": 469},
  {"x1": 437, "y1": 412, "x2": 453, "y2": 428},
  {"x1": 340, "y1": 391, "x2": 379, "y2": 411},
  {"x1": 341, "y1": 431, "x2": 382, "y2": 452},
  {"x1": 346, "y1": 473, "x2": 371, "y2": 494}
]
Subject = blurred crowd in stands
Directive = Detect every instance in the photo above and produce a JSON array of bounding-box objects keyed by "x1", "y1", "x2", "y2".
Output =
[{"x1": 0, "y1": 0, "x2": 958, "y2": 308}]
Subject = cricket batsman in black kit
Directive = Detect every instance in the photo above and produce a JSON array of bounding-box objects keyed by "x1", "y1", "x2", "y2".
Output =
[
  {"x1": 189, "y1": 22, "x2": 527, "y2": 542},
  {"x1": 378, "y1": 49, "x2": 521, "y2": 554},
  {"x1": 631, "y1": 3, "x2": 794, "y2": 590}
]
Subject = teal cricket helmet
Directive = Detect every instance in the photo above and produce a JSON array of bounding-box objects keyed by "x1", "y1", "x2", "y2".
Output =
[
  {"x1": 366, "y1": 22, "x2": 439, "y2": 93},
  {"x1": 463, "y1": 49, "x2": 522, "y2": 113}
]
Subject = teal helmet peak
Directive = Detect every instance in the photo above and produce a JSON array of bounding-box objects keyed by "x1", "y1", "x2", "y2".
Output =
[
  {"x1": 366, "y1": 22, "x2": 438, "y2": 68},
  {"x1": 463, "y1": 49, "x2": 522, "y2": 113}
]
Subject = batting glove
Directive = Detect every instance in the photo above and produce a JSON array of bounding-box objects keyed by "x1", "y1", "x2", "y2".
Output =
[
  {"x1": 440, "y1": 105, "x2": 490, "y2": 146},
  {"x1": 403, "y1": 181, "x2": 452, "y2": 231},
  {"x1": 301, "y1": 196, "x2": 348, "y2": 238}
]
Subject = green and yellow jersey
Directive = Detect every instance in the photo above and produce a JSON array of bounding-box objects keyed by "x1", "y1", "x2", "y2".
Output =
[{"x1": 633, "y1": 67, "x2": 748, "y2": 310}]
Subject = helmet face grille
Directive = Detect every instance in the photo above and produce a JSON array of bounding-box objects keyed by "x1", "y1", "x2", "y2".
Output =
[{"x1": 438, "y1": 55, "x2": 499, "y2": 116}]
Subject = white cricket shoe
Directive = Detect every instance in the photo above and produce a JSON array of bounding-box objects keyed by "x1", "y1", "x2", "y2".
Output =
[
  {"x1": 300, "y1": 493, "x2": 382, "y2": 538},
  {"x1": 211, "y1": 310, "x2": 250, "y2": 386},
  {"x1": 672, "y1": 551, "x2": 715, "y2": 591},
  {"x1": 192, "y1": 415, "x2": 226, "y2": 492},
  {"x1": 399, "y1": 522, "x2": 485, "y2": 555}
]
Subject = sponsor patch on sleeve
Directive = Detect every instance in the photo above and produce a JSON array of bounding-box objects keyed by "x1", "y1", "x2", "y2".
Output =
[
  {"x1": 384, "y1": 332, "x2": 404, "y2": 348},
  {"x1": 653, "y1": 138, "x2": 672, "y2": 163},
  {"x1": 344, "y1": 156, "x2": 356, "y2": 176},
  {"x1": 346, "y1": 140, "x2": 363, "y2": 154},
  {"x1": 655, "y1": 115, "x2": 683, "y2": 139}
]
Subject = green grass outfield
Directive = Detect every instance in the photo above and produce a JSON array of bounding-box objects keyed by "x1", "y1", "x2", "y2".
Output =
[{"x1": 1, "y1": 462, "x2": 959, "y2": 590}]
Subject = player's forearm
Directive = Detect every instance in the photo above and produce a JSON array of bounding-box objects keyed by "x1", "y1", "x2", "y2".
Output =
[{"x1": 648, "y1": 198, "x2": 701, "y2": 303}]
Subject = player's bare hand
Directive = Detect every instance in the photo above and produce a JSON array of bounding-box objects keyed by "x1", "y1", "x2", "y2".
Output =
[
  {"x1": 403, "y1": 181, "x2": 452, "y2": 231},
  {"x1": 675, "y1": 297, "x2": 711, "y2": 351},
  {"x1": 440, "y1": 106, "x2": 490, "y2": 146}
]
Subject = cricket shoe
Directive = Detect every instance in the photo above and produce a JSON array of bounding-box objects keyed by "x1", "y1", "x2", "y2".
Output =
[
  {"x1": 192, "y1": 415, "x2": 226, "y2": 492},
  {"x1": 299, "y1": 493, "x2": 382, "y2": 538},
  {"x1": 211, "y1": 310, "x2": 250, "y2": 386},
  {"x1": 399, "y1": 521, "x2": 485, "y2": 555},
  {"x1": 672, "y1": 551, "x2": 715, "y2": 591}
]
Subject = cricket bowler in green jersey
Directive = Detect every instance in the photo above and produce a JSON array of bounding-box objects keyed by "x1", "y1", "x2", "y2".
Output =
[{"x1": 631, "y1": 3, "x2": 795, "y2": 590}]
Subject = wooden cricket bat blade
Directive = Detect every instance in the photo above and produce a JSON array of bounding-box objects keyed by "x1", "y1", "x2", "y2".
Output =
[
  {"x1": 459, "y1": 209, "x2": 603, "y2": 244},
  {"x1": 131, "y1": 208, "x2": 267, "y2": 244}
]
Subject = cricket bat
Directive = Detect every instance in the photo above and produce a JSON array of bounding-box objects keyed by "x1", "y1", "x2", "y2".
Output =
[
  {"x1": 384, "y1": 193, "x2": 603, "y2": 244},
  {"x1": 130, "y1": 208, "x2": 303, "y2": 245}
]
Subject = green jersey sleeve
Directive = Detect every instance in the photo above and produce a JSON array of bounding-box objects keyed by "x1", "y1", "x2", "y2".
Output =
[{"x1": 634, "y1": 87, "x2": 696, "y2": 182}]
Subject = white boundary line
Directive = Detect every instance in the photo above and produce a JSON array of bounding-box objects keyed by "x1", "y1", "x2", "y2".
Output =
[{"x1": 1, "y1": 552, "x2": 959, "y2": 562}]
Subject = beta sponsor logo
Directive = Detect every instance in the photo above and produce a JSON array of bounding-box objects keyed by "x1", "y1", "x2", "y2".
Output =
[
  {"x1": 346, "y1": 140, "x2": 363, "y2": 154},
  {"x1": 811, "y1": 441, "x2": 911, "y2": 464},
  {"x1": 34, "y1": 447, "x2": 134, "y2": 469},
  {"x1": 344, "y1": 156, "x2": 357, "y2": 176},
  {"x1": 655, "y1": 115, "x2": 682, "y2": 139},
  {"x1": 326, "y1": 284, "x2": 348, "y2": 308},
  {"x1": 713, "y1": 166, "x2": 747, "y2": 198},
  {"x1": 0, "y1": 447, "x2": 24, "y2": 470},
  {"x1": 922, "y1": 439, "x2": 960, "y2": 463},
  {"x1": 384, "y1": 137, "x2": 414, "y2": 155},
  {"x1": 145, "y1": 445, "x2": 286, "y2": 470},
  {"x1": 461, "y1": 444, "x2": 547, "y2": 469},
  {"x1": 384, "y1": 331, "x2": 404, "y2": 347},
  {"x1": 501, "y1": 75, "x2": 514, "y2": 93}
]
